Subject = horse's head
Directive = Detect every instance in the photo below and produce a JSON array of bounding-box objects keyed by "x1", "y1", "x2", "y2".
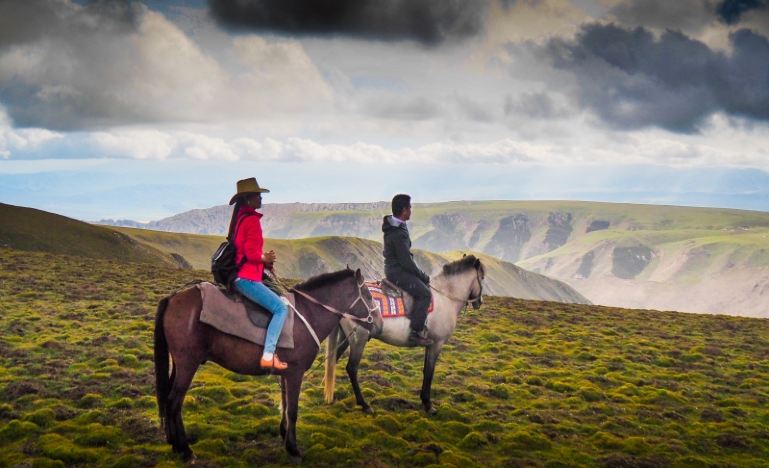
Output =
[
  {"x1": 440, "y1": 254, "x2": 485, "y2": 309},
  {"x1": 348, "y1": 268, "x2": 382, "y2": 332},
  {"x1": 469, "y1": 257, "x2": 485, "y2": 310}
]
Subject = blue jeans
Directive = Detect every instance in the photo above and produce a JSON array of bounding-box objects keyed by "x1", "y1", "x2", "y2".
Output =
[{"x1": 234, "y1": 278, "x2": 288, "y2": 355}]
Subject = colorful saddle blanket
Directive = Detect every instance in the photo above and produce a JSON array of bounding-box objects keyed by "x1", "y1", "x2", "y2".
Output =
[
  {"x1": 197, "y1": 282, "x2": 295, "y2": 349},
  {"x1": 366, "y1": 282, "x2": 433, "y2": 319}
]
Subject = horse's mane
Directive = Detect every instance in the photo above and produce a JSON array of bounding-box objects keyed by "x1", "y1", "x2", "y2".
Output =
[
  {"x1": 294, "y1": 269, "x2": 354, "y2": 291},
  {"x1": 442, "y1": 255, "x2": 483, "y2": 276}
]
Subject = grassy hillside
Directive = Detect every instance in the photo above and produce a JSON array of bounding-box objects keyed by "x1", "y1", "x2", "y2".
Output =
[
  {"x1": 112, "y1": 226, "x2": 588, "y2": 303},
  {"x1": 517, "y1": 226, "x2": 769, "y2": 317},
  {"x1": 99, "y1": 200, "x2": 769, "y2": 315},
  {"x1": 43, "y1": 196, "x2": 769, "y2": 314},
  {"x1": 0, "y1": 203, "x2": 182, "y2": 268},
  {"x1": 2, "y1": 247, "x2": 769, "y2": 466}
]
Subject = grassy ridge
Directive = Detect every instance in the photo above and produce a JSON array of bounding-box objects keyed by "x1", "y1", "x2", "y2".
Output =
[
  {"x1": 0, "y1": 203, "x2": 178, "y2": 267},
  {"x1": 2, "y1": 247, "x2": 769, "y2": 466}
]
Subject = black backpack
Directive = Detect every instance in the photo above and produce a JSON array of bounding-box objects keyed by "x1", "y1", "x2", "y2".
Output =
[{"x1": 211, "y1": 213, "x2": 252, "y2": 288}]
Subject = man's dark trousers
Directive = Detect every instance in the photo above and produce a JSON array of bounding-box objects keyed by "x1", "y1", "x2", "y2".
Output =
[{"x1": 387, "y1": 270, "x2": 431, "y2": 332}]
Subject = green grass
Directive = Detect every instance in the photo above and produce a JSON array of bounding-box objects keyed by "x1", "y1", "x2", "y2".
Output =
[
  {"x1": 0, "y1": 203, "x2": 178, "y2": 267},
  {"x1": 2, "y1": 247, "x2": 769, "y2": 466}
]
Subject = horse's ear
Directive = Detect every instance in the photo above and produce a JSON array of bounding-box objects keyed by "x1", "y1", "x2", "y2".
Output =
[
  {"x1": 346, "y1": 263, "x2": 351, "y2": 270},
  {"x1": 474, "y1": 258, "x2": 481, "y2": 268},
  {"x1": 355, "y1": 268, "x2": 363, "y2": 280},
  {"x1": 462, "y1": 253, "x2": 467, "y2": 258}
]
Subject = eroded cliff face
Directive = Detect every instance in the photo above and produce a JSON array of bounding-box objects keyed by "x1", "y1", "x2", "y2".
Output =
[
  {"x1": 309, "y1": 214, "x2": 379, "y2": 238},
  {"x1": 545, "y1": 212, "x2": 573, "y2": 250},
  {"x1": 612, "y1": 245, "x2": 654, "y2": 279},
  {"x1": 576, "y1": 251, "x2": 595, "y2": 279},
  {"x1": 587, "y1": 220, "x2": 610, "y2": 232},
  {"x1": 483, "y1": 214, "x2": 532, "y2": 262},
  {"x1": 416, "y1": 213, "x2": 475, "y2": 253}
]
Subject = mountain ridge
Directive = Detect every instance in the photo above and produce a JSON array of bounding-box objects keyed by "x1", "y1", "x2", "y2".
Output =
[
  {"x1": 97, "y1": 200, "x2": 769, "y2": 316},
  {"x1": 111, "y1": 226, "x2": 589, "y2": 303}
]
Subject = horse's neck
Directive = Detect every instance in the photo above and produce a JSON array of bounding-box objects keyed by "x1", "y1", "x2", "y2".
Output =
[
  {"x1": 296, "y1": 286, "x2": 347, "y2": 339},
  {"x1": 433, "y1": 271, "x2": 473, "y2": 299},
  {"x1": 432, "y1": 271, "x2": 474, "y2": 313}
]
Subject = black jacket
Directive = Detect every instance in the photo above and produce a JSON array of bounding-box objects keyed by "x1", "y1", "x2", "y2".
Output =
[{"x1": 382, "y1": 215, "x2": 429, "y2": 283}]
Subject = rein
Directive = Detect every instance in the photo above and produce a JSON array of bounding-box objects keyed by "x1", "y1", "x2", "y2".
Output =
[
  {"x1": 287, "y1": 276, "x2": 379, "y2": 350},
  {"x1": 290, "y1": 279, "x2": 377, "y2": 325}
]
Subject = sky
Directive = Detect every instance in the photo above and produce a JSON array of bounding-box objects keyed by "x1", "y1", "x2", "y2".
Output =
[{"x1": 1, "y1": 0, "x2": 769, "y2": 220}]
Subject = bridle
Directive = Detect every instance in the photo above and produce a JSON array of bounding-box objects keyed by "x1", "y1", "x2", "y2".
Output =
[
  {"x1": 429, "y1": 267, "x2": 484, "y2": 306},
  {"x1": 290, "y1": 276, "x2": 379, "y2": 325}
]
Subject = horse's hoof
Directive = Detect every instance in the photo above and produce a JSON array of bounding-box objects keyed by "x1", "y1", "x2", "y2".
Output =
[
  {"x1": 423, "y1": 404, "x2": 438, "y2": 416},
  {"x1": 286, "y1": 445, "x2": 302, "y2": 459},
  {"x1": 362, "y1": 405, "x2": 375, "y2": 415},
  {"x1": 181, "y1": 448, "x2": 196, "y2": 463}
]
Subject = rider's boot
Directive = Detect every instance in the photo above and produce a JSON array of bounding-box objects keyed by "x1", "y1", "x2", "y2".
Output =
[{"x1": 407, "y1": 327, "x2": 434, "y2": 346}]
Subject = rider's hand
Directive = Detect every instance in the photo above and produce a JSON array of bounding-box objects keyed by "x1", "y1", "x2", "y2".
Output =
[{"x1": 262, "y1": 250, "x2": 277, "y2": 264}]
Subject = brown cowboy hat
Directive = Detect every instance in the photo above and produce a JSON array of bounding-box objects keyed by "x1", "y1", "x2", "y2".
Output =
[{"x1": 229, "y1": 177, "x2": 270, "y2": 205}]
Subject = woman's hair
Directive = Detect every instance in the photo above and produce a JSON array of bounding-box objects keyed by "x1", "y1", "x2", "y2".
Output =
[
  {"x1": 391, "y1": 194, "x2": 411, "y2": 216},
  {"x1": 227, "y1": 198, "x2": 243, "y2": 238}
]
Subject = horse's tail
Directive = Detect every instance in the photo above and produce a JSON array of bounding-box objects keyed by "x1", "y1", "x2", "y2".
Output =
[
  {"x1": 323, "y1": 325, "x2": 339, "y2": 404},
  {"x1": 154, "y1": 296, "x2": 171, "y2": 430}
]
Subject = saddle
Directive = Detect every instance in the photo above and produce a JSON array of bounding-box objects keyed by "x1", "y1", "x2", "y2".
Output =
[
  {"x1": 197, "y1": 282, "x2": 295, "y2": 349},
  {"x1": 366, "y1": 280, "x2": 433, "y2": 319},
  {"x1": 380, "y1": 278, "x2": 403, "y2": 298}
]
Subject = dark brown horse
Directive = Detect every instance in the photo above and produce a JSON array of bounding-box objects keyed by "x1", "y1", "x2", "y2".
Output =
[{"x1": 153, "y1": 268, "x2": 379, "y2": 460}]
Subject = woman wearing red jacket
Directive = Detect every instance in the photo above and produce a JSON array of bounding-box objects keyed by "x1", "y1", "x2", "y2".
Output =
[{"x1": 228, "y1": 177, "x2": 288, "y2": 370}]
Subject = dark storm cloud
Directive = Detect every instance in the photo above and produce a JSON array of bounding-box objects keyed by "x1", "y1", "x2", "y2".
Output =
[
  {"x1": 207, "y1": 0, "x2": 491, "y2": 45},
  {"x1": 609, "y1": 0, "x2": 718, "y2": 33},
  {"x1": 539, "y1": 23, "x2": 769, "y2": 133},
  {"x1": 0, "y1": 0, "x2": 146, "y2": 130},
  {"x1": 0, "y1": 0, "x2": 139, "y2": 49},
  {"x1": 717, "y1": 0, "x2": 769, "y2": 24}
]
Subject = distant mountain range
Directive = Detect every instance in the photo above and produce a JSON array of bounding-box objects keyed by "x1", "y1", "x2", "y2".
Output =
[
  {"x1": 111, "y1": 226, "x2": 588, "y2": 303},
  {"x1": 98, "y1": 200, "x2": 769, "y2": 317},
  {"x1": 1, "y1": 202, "x2": 588, "y2": 304}
]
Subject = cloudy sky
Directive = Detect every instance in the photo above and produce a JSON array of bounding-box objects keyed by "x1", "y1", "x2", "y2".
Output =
[{"x1": 1, "y1": 0, "x2": 769, "y2": 220}]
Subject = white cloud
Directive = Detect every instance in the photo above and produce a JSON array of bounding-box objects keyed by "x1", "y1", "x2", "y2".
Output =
[
  {"x1": 90, "y1": 130, "x2": 176, "y2": 160},
  {"x1": 0, "y1": 107, "x2": 63, "y2": 158},
  {"x1": 178, "y1": 132, "x2": 239, "y2": 161}
]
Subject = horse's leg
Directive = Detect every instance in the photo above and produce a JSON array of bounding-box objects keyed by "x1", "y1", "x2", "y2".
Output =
[
  {"x1": 283, "y1": 371, "x2": 304, "y2": 458},
  {"x1": 167, "y1": 359, "x2": 200, "y2": 461},
  {"x1": 420, "y1": 340, "x2": 445, "y2": 415},
  {"x1": 279, "y1": 375, "x2": 287, "y2": 440},
  {"x1": 345, "y1": 328, "x2": 373, "y2": 414},
  {"x1": 335, "y1": 326, "x2": 350, "y2": 361},
  {"x1": 164, "y1": 362, "x2": 176, "y2": 444}
]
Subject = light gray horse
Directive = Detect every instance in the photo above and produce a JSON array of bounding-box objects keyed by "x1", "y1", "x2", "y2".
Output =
[{"x1": 324, "y1": 255, "x2": 484, "y2": 414}]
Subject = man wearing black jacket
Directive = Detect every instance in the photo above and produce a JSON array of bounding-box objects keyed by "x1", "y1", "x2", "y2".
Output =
[{"x1": 382, "y1": 194, "x2": 434, "y2": 346}]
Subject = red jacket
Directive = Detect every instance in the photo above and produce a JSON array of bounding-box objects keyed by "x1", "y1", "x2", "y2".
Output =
[{"x1": 234, "y1": 205, "x2": 265, "y2": 282}]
